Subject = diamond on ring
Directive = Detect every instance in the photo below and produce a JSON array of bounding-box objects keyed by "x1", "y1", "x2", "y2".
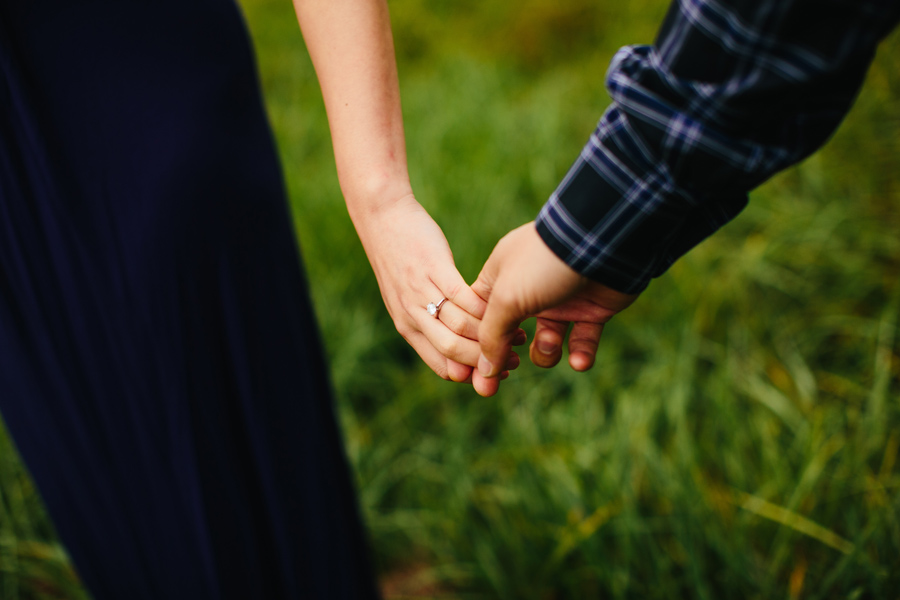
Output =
[{"x1": 426, "y1": 298, "x2": 447, "y2": 318}]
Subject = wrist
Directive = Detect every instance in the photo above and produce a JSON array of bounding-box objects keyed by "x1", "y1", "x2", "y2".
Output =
[
  {"x1": 342, "y1": 172, "x2": 414, "y2": 222},
  {"x1": 344, "y1": 183, "x2": 425, "y2": 261}
]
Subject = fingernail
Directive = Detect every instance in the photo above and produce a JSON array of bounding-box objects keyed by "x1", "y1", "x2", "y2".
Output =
[
  {"x1": 536, "y1": 340, "x2": 557, "y2": 355},
  {"x1": 478, "y1": 353, "x2": 495, "y2": 377}
]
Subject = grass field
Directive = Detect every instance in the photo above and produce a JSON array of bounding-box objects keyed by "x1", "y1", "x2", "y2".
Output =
[{"x1": 1, "y1": 0, "x2": 899, "y2": 598}]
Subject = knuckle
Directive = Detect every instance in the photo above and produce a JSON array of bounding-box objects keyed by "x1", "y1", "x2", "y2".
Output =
[
  {"x1": 433, "y1": 364, "x2": 451, "y2": 380},
  {"x1": 443, "y1": 314, "x2": 467, "y2": 335},
  {"x1": 437, "y1": 337, "x2": 459, "y2": 358},
  {"x1": 443, "y1": 282, "x2": 464, "y2": 302},
  {"x1": 491, "y1": 288, "x2": 519, "y2": 312},
  {"x1": 394, "y1": 321, "x2": 415, "y2": 339}
]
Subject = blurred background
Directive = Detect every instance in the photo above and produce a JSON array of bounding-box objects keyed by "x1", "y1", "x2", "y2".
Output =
[{"x1": 1, "y1": 0, "x2": 898, "y2": 597}]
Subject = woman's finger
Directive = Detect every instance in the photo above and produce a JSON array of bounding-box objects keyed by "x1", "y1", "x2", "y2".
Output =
[
  {"x1": 433, "y1": 298, "x2": 528, "y2": 347},
  {"x1": 431, "y1": 263, "x2": 487, "y2": 320},
  {"x1": 419, "y1": 314, "x2": 483, "y2": 366},
  {"x1": 404, "y1": 331, "x2": 454, "y2": 380},
  {"x1": 436, "y1": 301, "x2": 481, "y2": 340},
  {"x1": 449, "y1": 361, "x2": 514, "y2": 386},
  {"x1": 447, "y1": 359, "x2": 473, "y2": 383}
]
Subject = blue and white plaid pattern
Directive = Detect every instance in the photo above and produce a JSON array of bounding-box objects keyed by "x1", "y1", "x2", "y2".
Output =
[{"x1": 536, "y1": 0, "x2": 900, "y2": 294}]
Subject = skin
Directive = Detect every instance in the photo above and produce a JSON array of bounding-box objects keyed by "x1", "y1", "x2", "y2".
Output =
[
  {"x1": 293, "y1": 2, "x2": 630, "y2": 397},
  {"x1": 292, "y1": 0, "x2": 521, "y2": 395},
  {"x1": 472, "y1": 223, "x2": 639, "y2": 397}
]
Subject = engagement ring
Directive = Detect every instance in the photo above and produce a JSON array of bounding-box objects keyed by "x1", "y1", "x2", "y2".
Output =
[{"x1": 426, "y1": 298, "x2": 447, "y2": 318}]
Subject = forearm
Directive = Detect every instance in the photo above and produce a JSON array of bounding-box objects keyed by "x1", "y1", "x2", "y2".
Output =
[
  {"x1": 292, "y1": 0, "x2": 504, "y2": 387},
  {"x1": 538, "y1": 0, "x2": 900, "y2": 294},
  {"x1": 292, "y1": 0, "x2": 412, "y2": 224}
]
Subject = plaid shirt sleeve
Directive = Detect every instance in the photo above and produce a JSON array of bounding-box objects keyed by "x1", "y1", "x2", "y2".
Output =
[{"x1": 536, "y1": 0, "x2": 900, "y2": 294}]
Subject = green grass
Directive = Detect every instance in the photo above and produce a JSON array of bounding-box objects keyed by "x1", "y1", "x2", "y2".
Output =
[{"x1": 1, "y1": 0, "x2": 899, "y2": 598}]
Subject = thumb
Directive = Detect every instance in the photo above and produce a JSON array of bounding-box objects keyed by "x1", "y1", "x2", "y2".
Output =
[
  {"x1": 477, "y1": 289, "x2": 525, "y2": 378},
  {"x1": 474, "y1": 251, "x2": 527, "y2": 377},
  {"x1": 475, "y1": 221, "x2": 567, "y2": 377},
  {"x1": 470, "y1": 263, "x2": 494, "y2": 304}
]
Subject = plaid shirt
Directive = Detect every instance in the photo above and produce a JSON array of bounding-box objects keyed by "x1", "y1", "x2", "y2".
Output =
[{"x1": 536, "y1": 0, "x2": 900, "y2": 294}]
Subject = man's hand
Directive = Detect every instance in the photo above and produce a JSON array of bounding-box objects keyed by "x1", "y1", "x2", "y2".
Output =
[{"x1": 471, "y1": 222, "x2": 639, "y2": 396}]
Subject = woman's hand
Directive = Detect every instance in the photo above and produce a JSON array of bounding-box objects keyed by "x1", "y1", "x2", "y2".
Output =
[
  {"x1": 294, "y1": 0, "x2": 521, "y2": 393},
  {"x1": 351, "y1": 192, "x2": 523, "y2": 395}
]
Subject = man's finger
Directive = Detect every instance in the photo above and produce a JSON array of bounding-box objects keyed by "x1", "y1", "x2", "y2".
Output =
[
  {"x1": 567, "y1": 320, "x2": 604, "y2": 371},
  {"x1": 530, "y1": 318, "x2": 568, "y2": 369},
  {"x1": 472, "y1": 369, "x2": 514, "y2": 396},
  {"x1": 470, "y1": 268, "x2": 493, "y2": 304},
  {"x1": 475, "y1": 222, "x2": 585, "y2": 377}
]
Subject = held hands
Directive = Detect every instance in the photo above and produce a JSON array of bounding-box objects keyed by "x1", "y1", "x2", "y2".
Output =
[
  {"x1": 359, "y1": 208, "x2": 634, "y2": 397},
  {"x1": 351, "y1": 193, "x2": 523, "y2": 396},
  {"x1": 298, "y1": 0, "x2": 622, "y2": 395},
  {"x1": 470, "y1": 222, "x2": 639, "y2": 397}
]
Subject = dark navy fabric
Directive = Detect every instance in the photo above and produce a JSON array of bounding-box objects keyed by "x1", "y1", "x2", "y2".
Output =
[
  {"x1": 0, "y1": 1, "x2": 379, "y2": 598},
  {"x1": 536, "y1": 0, "x2": 900, "y2": 294}
]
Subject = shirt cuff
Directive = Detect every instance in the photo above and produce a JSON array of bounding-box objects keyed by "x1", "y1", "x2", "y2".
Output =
[
  {"x1": 535, "y1": 116, "x2": 679, "y2": 295},
  {"x1": 535, "y1": 114, "x2": 748, "y2": 295}
]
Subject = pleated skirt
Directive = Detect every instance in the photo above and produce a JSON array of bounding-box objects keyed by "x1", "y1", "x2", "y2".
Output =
[{"x1": 0, "y1": 1, "x2": 378, "y2": 597}]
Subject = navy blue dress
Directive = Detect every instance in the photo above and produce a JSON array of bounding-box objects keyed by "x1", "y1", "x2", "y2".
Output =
[{"x1": 0, "y1": 1, "x2": 379, "y2": 598}]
